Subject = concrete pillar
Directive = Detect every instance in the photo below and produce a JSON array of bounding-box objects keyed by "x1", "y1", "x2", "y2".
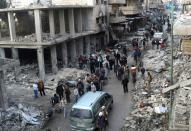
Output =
[
  {"x1": 0, "y1": 70, "x2": 8, "y2": 109},
  {"x1": 68, "y1": 9, "x2": 75, "y2": 35},
  {"x1": 0, "y1": 48, "x2": 5, "y2": 58},
  {"x1": 59, "y1": 10, "x2": 66, "y2": 35},
  {"x1": 8, "y1": 12, "x2": 16, "y2": 41},
  {"x1": 50, "y1": 46, "x2": 58, "y2": 74},
  {"x1": 34, "y1": 10, "x2": 42, "y2": 42},
  {"x1": 71, "y1": 40, "x2": 77, "y2": 64},
  {"x1": 61, "y1": 43, "x2": 68, "y2": 67},
  {"x1": 86, "y1": 36, "x2": 90, "y2": 56},
  {"x1": 12, "y1": 48, "x2": 19, "y2": 59},
  {"x1": 79, "y1": 38, "x2": 83, "y2": 55},
  {"x1": 77, "y1": 9, "x2": 83, "y2": 33},
  {"x1": 8, "y1": 12, "x2": 19, "y2": 59},
  {"x1": 49, "y1": 10, "x2": 55, "y2": 37},
  {"x1": 37, "y1": 47, "x2": 45, "y2": 81}
]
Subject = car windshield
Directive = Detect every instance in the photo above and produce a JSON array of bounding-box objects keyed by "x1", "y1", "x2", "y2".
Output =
[{"x1": 70, "y1": 108, "x2": 92, "y2": 119}]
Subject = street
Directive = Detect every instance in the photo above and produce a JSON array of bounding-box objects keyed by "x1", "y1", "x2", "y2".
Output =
[
  {"x1": 105, "y1": 72, "x2": 134, "y2": 131},
  {"x1": 42, "y1": 52, "x2": 136, "y2": 131}
]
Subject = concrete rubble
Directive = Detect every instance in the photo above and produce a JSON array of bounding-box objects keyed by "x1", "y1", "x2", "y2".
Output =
[
  {"x1": 2, "y1": 65, "x2": 88, "y2": 130},
  {"x1": 123, "y1": 75, "x2": 170, "y2": 131},
  {"x1": 143, "y1": 50, "x2": 169, "y2": 73},
  {"x1": 123, "y1": 41, "x2": 191, "y2": 130},
  {"x1": 0, "y1": 103, "x2": 43, "y2": 131}
]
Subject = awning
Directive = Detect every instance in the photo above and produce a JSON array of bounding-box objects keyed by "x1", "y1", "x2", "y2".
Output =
[{"x1": 173, "y1": 15, "x2": 191, "y2": 36}]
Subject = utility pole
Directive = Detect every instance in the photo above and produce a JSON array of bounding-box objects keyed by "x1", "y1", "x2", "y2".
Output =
[
  {"x1": 170, "y1": 0, "x2": 174, "y2": 85},
  {"x1": 169, "y1": 0, "x2": 174, "y2": 128}
]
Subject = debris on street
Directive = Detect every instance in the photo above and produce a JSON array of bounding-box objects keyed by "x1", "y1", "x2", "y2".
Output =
[{"x1": 0, "y1": 103, "x2": 42, "y2": 131}]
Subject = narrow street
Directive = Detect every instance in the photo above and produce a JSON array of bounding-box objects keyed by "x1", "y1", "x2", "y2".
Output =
[
  {"x1": 43, "y1": 69, "x2": 135, "y2": 131},
  {"x1": 105, "y1": 72, "x2": 133, "y2": 131},
  {"x1": 43, "y1": 47, "x2": 138, "y2": 131},
  {"x1": 104, "y1": 54, "x2": 135, "y2": 131}
]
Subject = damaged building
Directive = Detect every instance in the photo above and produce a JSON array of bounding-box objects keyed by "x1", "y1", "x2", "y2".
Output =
[{"x1": 0, "y1": 0, "x2": 109, "y2": 81}]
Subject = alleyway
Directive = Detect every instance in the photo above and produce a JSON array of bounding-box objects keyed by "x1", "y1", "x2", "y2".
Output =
[
  {"x1": 105, "y1": 72, "x2": 134, "y2": 131},
  {"x1": 42, "y1": 51, "x2": 136, "y2": 131}
]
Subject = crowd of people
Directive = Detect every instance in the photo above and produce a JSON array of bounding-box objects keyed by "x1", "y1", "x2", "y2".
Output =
[{"x1": 31, "y1": 14, "x2": 170, "y2": 131}]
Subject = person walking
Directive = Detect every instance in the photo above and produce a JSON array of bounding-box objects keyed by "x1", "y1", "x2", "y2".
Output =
[
  {"x1": 38, "y1": 80, "x2": 46, "y2": 96},
  {"x1": 64, "y1": 85, "x2": 71, "y2": 103},
  {"x1": 90, "y1": 82, "x2": 97, "y2": 92},
  {"x1": 152, "y1": 39, "x2": 156, "y2": 49},
  {"x1": 33, "y1": 82, "x2": 38, "y2": 98},
  {"x1": 140, "y1": 66, "x2": 146, "y2": 78},
  {"x1": 90, "y1": 56, "x2": 96, "y2": 74},
  {"x1": 121, "y1": 76, "x2": 129, "y2": 93},
  {"x1": 97, "y1": 112, "x2": 106, "y2": 131},
  {"x1": 142, "y1": 38, "x2": 146, "y2": 50},
  {"x1": 124, "y1": 65, "x2": 130, "y2": 79},
  {"x1": 130, "y1": 65, "x2": 137, "y2": 84},
  {"x1": 56, "y1": 83, "x2": 64, "y2": 100},
  {"x1": 101, "y1": 106, "x2": 109, "y2": 127},
  {"x1": 77, "y1": 79, "x2": 85, "y2": 96},
  {"x1": 146, "y1": 72, "x2": 153, "y2": 90},
  {"x1": 117, "y1": 65, "x2": 124, "y2": 80},
  {"x1": 73, "y1": 87, "x2": 79, "y2": 103}
]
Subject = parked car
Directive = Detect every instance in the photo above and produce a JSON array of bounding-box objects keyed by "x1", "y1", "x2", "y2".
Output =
[
  {"x1": 70, "y1": 91, "x2": 113, "y2": 131},
  {"x1": 153, "y1": 32, "x2": 168, "y2": 43},
  {"x1": 135, "y1": 28, "x2": 146, "y2": 36}
]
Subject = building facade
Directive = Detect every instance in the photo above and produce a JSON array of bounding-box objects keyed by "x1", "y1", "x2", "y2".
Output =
[{"x1": 0, "y1": 0, "x2": 109, "y2": 81}]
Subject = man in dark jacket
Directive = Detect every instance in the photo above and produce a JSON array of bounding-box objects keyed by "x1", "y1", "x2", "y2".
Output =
[
  {"x1": 97, "y1": 112, "x2": 106, "y2": 131},
  {"x1": 56, "y1": 84, "x2": 64, "y2": 100},
  {"x1": 122, "y1": 76, "x2": 129, "y2": 93},
  {"x1": 38, "y1": 80, "x2": 46, "y2": 96},
  {"x1": 77, "y1": 79, "x2": 85, "y2": 96}
]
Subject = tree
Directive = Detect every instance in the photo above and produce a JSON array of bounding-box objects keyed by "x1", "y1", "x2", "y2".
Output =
[{"x1": 0, "y1": 0, "x2": 7, "y2": 9}]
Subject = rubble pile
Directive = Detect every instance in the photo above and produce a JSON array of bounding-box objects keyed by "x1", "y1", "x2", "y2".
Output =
[
  {"x1": 46, "y1": 68, "x2": 89, "y2": 89},
  {"x1": 173, "y1": 55, "x2": 191, "y2": 82},
  {"x1": 4, "y1": 64, "x2": 39, "y2": 86},
  {"x1": 172, "y1": 86, "x2": 191, "y2": 130},
  {"x1": 143, "y1": 50, "x2": 169, "y2": 73},
  {"x1": 123, "y1": 40, "x2": 191, "y2": 130},
  {"x1": 0, "y1": 103, "x2": 42, "y2": 131},
  {"x1": 123, "y1": 76, "x2": 169, "y2": 131}
]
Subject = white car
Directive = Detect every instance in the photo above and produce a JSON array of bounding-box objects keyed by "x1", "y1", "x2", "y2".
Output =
[{"x1": 153, "y1": 32, "x2": 168, "y2": 42}]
